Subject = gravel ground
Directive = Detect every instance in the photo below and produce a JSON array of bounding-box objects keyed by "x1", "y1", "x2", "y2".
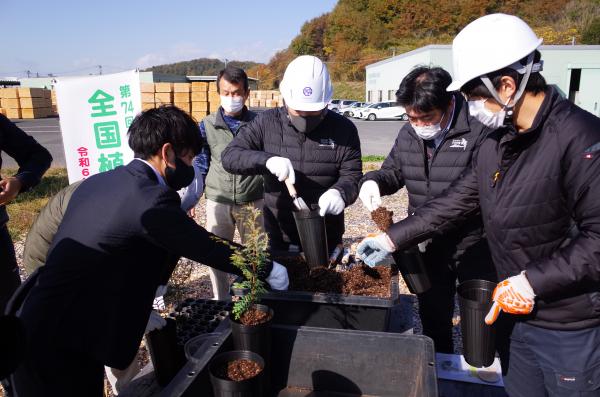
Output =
[{"x1": 6, "y1": 163, "x2": 464, "y2": 395}]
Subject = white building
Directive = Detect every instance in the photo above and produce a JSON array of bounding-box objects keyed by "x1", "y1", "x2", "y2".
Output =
[{"x1": 365, "y1": 44, "x2": 600, "y2": 117}]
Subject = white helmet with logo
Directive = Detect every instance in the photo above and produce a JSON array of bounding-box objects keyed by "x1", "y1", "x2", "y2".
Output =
[
  {"x1": 279, "y1": 55, "x2": 333, "y2": 111},
  {"x1": 447, "y1": 13, "x2": 543, "y2": 92}
]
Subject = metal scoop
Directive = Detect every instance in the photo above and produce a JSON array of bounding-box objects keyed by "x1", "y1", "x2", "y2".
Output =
[{"x1": 285, "y1": 179, "x2": 309, "y2": 211}]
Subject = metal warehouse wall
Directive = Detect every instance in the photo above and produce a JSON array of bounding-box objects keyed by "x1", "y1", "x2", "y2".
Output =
[{"x1": 366, "y1": 45, "x2": 600, "y2": 117}]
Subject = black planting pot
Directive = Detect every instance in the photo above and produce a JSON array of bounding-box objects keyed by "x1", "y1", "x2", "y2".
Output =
[
  {"x1": 392, "y1": 248, "x2": 431, "y2": 294},
  {"x1": 145, "y1": 318, "x2": 185, "y2": 386},
  {"x1": 457, "y1": 279, "x2": 497, "y2": 368},
  {"x1": 209, "y1": 350, "x2": 264, "y2": 397},
  {"x1": 293, "y1": 208, "x2": 329, "y2": 268},
  {"x1": 230, "y1": 304, "x2": 273, "y2": 356},
  {"x1": 230, "y1": 304, "x2": 273, "y2": 393}
]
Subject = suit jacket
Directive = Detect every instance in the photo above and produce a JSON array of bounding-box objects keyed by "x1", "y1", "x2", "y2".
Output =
[
  {"x1": 0, "y1": 114, "x2": 52, "y2": 226},
  {"x1": 19, "y1": 160, "x2": 247, "y2": 368}
]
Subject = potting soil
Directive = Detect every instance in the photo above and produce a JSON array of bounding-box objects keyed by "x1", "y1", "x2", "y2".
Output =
[
  {"x1": 275, "y1": 256, "x2": 393, "y2": 298},
  {"x1": 216, "y1": 359, "x2": 263, "y2": 381},
  {"x1": 239, "y1": 307, "x2": 273, "y2": 326},
  {"x1": 371, "y1": 206, "x2": 394, "y2": 232}
]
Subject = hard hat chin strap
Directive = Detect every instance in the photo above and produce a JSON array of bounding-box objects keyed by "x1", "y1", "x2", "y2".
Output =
[{"x1": 480, "y1": 52, "x2": 535, "y2": 127}]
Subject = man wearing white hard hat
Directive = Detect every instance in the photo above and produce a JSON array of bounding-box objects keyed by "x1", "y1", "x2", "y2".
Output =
[
  {"x1": 358, "y1": 14, "x2": 600, "y2": 396},
  {"x1": 222, "y1": 55, "x2": 362, "y2": 254}
]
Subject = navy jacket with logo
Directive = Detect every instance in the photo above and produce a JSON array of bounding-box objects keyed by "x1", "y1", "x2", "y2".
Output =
[
  {"x1": 222, "y1": 107, "x2": 362, "y2": 250},
  {"x1": 362, "y1": 94, "x2": 493, "y2": 267}
]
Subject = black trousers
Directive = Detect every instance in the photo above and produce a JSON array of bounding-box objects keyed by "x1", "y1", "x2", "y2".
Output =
[
  {"x1": 0, "y1": 225, "x2": 20, "y2": 314},
  {"x1": 416, "y1": 242, "x2": 497, "y2": 354}
]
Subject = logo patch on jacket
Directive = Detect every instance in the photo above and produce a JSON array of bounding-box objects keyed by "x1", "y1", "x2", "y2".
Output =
[
  {"x1": 319, "y1": 138, "x2": 335, "y2": 149},
  {"x1": 450, "y1": 138, "x2": 468, "y2": 150}
]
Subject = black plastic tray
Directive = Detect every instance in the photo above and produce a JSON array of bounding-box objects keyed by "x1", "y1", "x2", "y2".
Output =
[
  {"x1": 160, "y1": 324, "x2": 438, "y2": 397},
  {"x1": 232, "y1": 274, "x2": 400, "y2": 331},
  {"x1": 146, "y1": 299, "x2": 232, "y2": 386}
]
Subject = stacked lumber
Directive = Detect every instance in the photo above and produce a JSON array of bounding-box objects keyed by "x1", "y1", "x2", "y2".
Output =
[
  {"x1": 51, "y1": 89, "x2": 58, "y2": 115},
  {"x1": 140, "y1": 83, "x2": 155, "y2": 110},
  {"x1": 191, "y1": 82, "x2": 210, "y2": 121},
  {"x1": 154, "y1": 82, "x2": 173, "y2": 107},
  {"x1": 173, "y1": 83, "x2": 191, "y2": 114},
  {"x1": 0, "y1": 88, "x2": 53, "y2": 119},
  {"x1": 249, "y1": 90, "x2": 283, "y2": 108}
]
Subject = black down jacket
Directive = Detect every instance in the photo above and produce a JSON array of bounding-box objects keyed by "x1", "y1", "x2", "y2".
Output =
[
  {"x1": 362, "y1": 94, "x2": 493, "y2": 267},
  {"x1": 388, "y1": 87, "x2": 600, "y2": 330},
  {"x1": 222, "y1": 107, "x2": 362, "y2": 251}
]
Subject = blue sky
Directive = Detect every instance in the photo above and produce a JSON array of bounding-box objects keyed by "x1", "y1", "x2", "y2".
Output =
[{"x1": 0, "y1": 0, "x2": 338, "y2": 78}]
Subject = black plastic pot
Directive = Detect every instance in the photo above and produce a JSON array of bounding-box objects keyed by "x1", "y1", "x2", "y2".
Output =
[
  {"x1": 292, "y1": 208, "x2": 328, "y2": 268},
  {"x1": 392, "y1": 248, "x2": 431, "y2": 294},
  {"x1": 457, "y1": 279, "x2": 497, "y2": 368},
  {"x1": 209, "y1": 350, "x2": 264, "y2": 397},
  {"x1": 146, "y1": 318, "x2": 185, "y2": 386},
  {"x1": 230, "y1": 304, "x2": 273, "y2": 393}
]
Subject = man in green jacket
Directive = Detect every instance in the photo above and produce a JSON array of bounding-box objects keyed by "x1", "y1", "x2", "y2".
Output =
[{"x1": 193, "y1": 66, "x2": 263, "y2": 300}]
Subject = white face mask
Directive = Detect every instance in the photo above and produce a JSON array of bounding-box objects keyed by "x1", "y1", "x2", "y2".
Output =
[
  {"x1": 220, "y1": 95, "x2": 245, "y2": 114},
  {"x1": 468, "y1": 97, "x2": 511, "y2": 129},
  {"x1": 410, "y1": 113, "x2": 444, "y2": 140}
]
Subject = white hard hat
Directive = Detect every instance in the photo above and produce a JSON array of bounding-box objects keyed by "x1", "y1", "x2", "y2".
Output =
[
  {"x1": 279, "y1": 55, "x2": 333, "y2": 111},
  {"x1": 447, "y1": 13, "x2": 543, "y2": 92}
]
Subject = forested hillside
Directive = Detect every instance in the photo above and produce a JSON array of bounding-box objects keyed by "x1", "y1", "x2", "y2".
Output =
[{"x1": 247, "y1": 0, "x2": 600, "y2": 88}]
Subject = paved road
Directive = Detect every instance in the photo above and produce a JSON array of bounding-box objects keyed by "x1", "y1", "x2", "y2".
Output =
[
  {"x1": 3, "y1": 117, "x2": 66, "y2": 168},
  {"x1": 2, "y1": 116, "x2": 405, "y2": 169}
]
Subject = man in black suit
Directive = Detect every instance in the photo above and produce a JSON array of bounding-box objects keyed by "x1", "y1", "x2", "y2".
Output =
[
  {"x1": 0, "y1": 114, "x2": 52, "y2": 313},
  {"x1": 8, "y1": 106, "x2": 288, "y2": 396}
]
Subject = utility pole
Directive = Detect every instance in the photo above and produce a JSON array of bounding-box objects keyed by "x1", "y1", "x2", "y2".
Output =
[
  {"x1": 224, "y1": 59, "x2": 228, "y2": 67},
  {"x1": 26, "y1": 70, "x2": 31, "y2": 78},
  {"x1": 98, "y1": 65, "x2": 103, "y2": 75}
]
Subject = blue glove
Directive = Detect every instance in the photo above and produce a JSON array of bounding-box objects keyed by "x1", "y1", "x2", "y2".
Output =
[{"x1": 356, "y1": 234, "x2": 395, "y2": 267}]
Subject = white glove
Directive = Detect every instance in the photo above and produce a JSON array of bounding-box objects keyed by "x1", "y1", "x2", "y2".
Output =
[
  {"x1": 359, "y1": 180, "x2": 382, "y2": 212},
  {"x1": 153, "y1": 284, "x2": 168, "y2": 310},
  {"x1": 318, "y1": 189, "x2": 345, "y2": 216},
  {"x1": 266, "y1": 261, "x2": 289, "y2": 290},
  {"x1": 356, "y1": 234, "x2": 396, "y2": 267},
  {"x1": 266, "y1": 156, "x2": 295, "y2": 184},
  {"x1": 145, "y1": 310, "x2": 167, "y2": 333}
]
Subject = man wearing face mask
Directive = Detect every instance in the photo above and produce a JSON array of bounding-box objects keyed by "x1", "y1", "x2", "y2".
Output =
[
  {"x1": 192, "y1": 66, "x2": 262, "y2": 300},
  {"x1": 357, "y1": 14, "x2": 600, "y2": 396},
  {"x1": 221, "y1": 55, "x2": 362, "y2": 254},
  {"x1": 358, "y1": 66, "x2": 496, "y2": 353},
  {"x1": 7, "y1": 106, "x2": 288, "y2": 396}
]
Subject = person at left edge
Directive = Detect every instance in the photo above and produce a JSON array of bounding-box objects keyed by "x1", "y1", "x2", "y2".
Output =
[
  {"x1": 0, "y1": 114, "x2": 52, "y2": 314},
  {"x1": 9, "y1": 106, "x2": 288, "y2": 396}
]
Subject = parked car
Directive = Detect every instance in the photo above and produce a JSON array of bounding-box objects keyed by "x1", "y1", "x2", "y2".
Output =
[
  {"x1": 358, "y1": 101, "x2": 408, "y2": 121},
  {"x1": 339, "y1": 102, "x2": 368, "y2": 117},
  {"x1": 328, "y1": 99, "x2": 357, "y2": 113},
  {"x1": 352, "y1": 103, "x2": 375, "y2": 119}
]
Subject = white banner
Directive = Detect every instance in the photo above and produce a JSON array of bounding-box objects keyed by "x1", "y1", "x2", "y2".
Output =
[{"x1": 56, "y1": 70, "x2": 141, "y2": 183}]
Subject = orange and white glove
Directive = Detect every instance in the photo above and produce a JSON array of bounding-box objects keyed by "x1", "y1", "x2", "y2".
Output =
[{"x1": 485, "y1": 271, "x2": 535, "y2": 325}]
